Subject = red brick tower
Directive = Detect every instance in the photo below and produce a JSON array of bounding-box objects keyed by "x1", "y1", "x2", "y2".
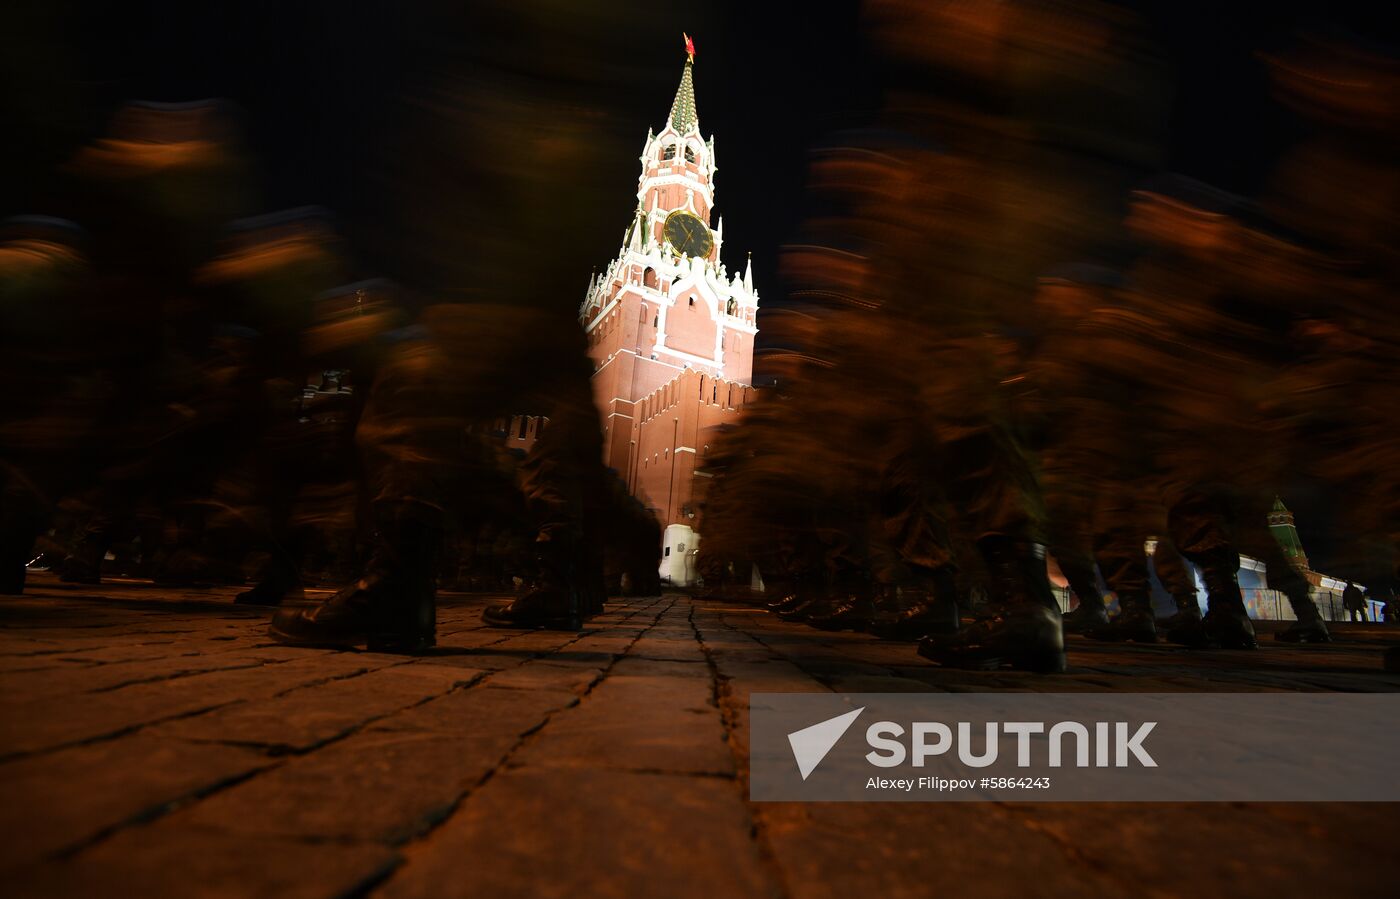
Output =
[{"x1": 578, "y1": 39, "x2": 759, "y2": 584}]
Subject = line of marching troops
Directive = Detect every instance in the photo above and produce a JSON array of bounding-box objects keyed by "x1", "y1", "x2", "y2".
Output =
[
  {"x1": 694, "y1": 4, "x2": 1398, "y2": 673},
  {"x1": 3, "y1": 3, "x2": 1395, "y2": 675},
  {"x1": 1, "y1": 4, "x2": 675, "y2": 651},
  {"x1": 0, "y1": 102, "x2": 663, "y2": 649}
]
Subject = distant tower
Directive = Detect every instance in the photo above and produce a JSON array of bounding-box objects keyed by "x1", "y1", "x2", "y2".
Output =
[
  {"x1": 1268, "y1": 496, "x2": 1309, "y2": 571},
  {"x1": 577, "y1": 36, "x2": 759, "y2": 584},
  {"x1": 579, "y1": 38, "x2": 759, "y2": 413}
]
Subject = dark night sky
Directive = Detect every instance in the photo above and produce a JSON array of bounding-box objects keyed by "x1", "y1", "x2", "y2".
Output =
[
  {"x1": 2, "y1": 0, "x2": 1393, "y2": 570},
  {"x1": 6, "y1": 0, "x2": 1391, "y2": 291}
]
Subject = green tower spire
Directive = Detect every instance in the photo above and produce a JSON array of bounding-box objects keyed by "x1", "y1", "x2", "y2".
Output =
[
  {"x1": 667, "y1": 56, "x2": 698, "y2": 134},
  {"x1": 1268, "y1": 495, "x2": 1309, "y2": 571}
]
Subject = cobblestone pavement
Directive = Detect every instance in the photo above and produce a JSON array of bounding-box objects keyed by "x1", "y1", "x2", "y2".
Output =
[{"x1": 3, "y1": 574, "x2": 1398, "y2": 898}]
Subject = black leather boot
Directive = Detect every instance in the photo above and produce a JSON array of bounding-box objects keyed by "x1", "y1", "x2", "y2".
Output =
[
  {"x1": 1058, "y1": 555, "x2": 1108, "y2": 634},
  {"x1": 157, "y1": 550, "x2": 246, "y2": 587},
  {"x1": 778, "y1": 593, "x2": 842, "y2": 622},
  {"x1": 767, "y1": 572, "x2": 814, "y2": 611},
  {"x1": 767, "y1": 592, "x2": 806, "y2": 613},
  {"x1": 1061, "y1": 597, "x2": 1110, "y2": 634},
  {"x1": 870, "y1": 595, "x2": 960, "y2": 640},
  {"x1": 0, "y1": 499, "x2": 40, "y2": 595},
  {"x1": 270, "y1": 503, "x2": 439, "y2": 652},
  {"x1": 1274, "y1": 596, "x2": 1331, "y2": 644},
  {"x1": 1087, "y1": 592, "x2": 1157, "y2": 643},
  {"x1": 918, "y1": 537, "x2": 1065, "y2": 673},
  {"x1": 1160, "y1": 592, "x2": 1202, "y2": 630},
  {"x1": 803, "y1": 567, "x2": 876, "y2": 631},
  {"x1": 482, "y1": 539, "x2": 581, "y2": 630},
  {"x1": 770, "y1": 570, "x2": 828, "y2": 619},
  {"x1": 871, "y1": 567, "x2": 961, "y2": 641},
  {"x1": 235, "y1": 555, "x2": 304, "y2": 607},
  {"x1": 918, "y1": 604, "x2": 1066, "y2": 672},
  {"x1": 1169, "y1": 551, "x2": 1255, "y2": 649},
  {"x1": 1201, "y1": 602, "x2": 1257, "y2": 649},
  {"x1": 58, "y1": 534, "x2": 107, "y2": 584},
  {"x1": 806, "y1": 593, "x2": 878, "y2": 632}
]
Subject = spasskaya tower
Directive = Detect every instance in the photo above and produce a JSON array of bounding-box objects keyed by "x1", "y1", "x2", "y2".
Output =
[{"x1": 578, "y1": 36, "x2": 759, "y2": 585}]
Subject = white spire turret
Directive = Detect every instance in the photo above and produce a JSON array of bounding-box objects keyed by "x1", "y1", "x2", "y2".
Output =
[{"x1": 581, "y1": 35, "x2": 757, "y2": 391}]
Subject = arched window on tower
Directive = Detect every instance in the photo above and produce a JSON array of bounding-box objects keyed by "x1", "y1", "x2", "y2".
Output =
[
  {"x1": 663, "y1": 144, "x2": 677, "y2": 161},
  {"x1": 684, "y1": 145, "x2": 696, "y2": 164},
  {"x1": 643, "y1": 268, "x2": 658, "y2": 290},
  {"x1": 726, "y1": 299, "x2": 736, "y2": 316},
  {"x1": 639, "y1": 303, "x2": 648, "y2": 322}
]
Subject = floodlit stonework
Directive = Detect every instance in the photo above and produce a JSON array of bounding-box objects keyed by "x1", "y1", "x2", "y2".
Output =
[{"x1": 579, "y1": 49, "x2": 758, "y2": 585}]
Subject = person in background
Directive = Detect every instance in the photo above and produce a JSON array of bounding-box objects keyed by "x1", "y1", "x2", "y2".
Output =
[{"x1": 1343, "y1": 581, "x2": 1367, "y2": 622}]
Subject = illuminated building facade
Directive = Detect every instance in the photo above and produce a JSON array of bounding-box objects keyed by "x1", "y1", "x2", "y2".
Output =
[{"x1": 579, "y1": 44, "x2": 758, "y2": 584}]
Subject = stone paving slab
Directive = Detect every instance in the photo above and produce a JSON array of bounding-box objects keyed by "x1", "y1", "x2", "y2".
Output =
[
  {"x1": 381, "y1": 767, "x2": 779, "y2": 899},
  {"x1": 757, "y1": 802, "x2": 1123, "y2": 899},
  {"x1": 0, "y1": 734, "x2": 270, "y2": 869},
  {"x1": 509, "y1": 668, "x2": 734, "y2": 775},
  {"x1": 150, "y1": 662, "x2": 485, "y2": 752},
  {"x1": 9, "y1": 822, "x2": 399, "y2": 899},
  {"x1": 175, "y1": 728, "x2": 506, "y2": 843},
  {"x1": 3, "y1": 574, "x2": 1400, "y2": 899},
  {"x1": 0, "y1": 654, "x2": 398, "y2": 760},
  {"x1": 987, "y1": 801, "x2": 1400, "y2": 899}
]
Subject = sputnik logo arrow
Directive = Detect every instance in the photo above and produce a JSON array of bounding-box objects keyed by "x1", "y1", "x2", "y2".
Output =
[{"x1": 787, "y1": 707, "x2": 865, "y2": 780}]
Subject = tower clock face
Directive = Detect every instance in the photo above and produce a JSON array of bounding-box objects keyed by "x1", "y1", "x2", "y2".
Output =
[{"x1": 663, "y1": 211, "x2": 713, "y2": 259}]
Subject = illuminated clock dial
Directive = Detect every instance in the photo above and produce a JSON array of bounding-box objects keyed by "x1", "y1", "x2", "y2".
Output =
[{"x1": 662, "y1": 211, "x2": 714, "y2": 259}]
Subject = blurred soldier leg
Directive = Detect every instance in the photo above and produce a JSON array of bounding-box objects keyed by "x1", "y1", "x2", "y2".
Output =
[
  {"x1": 231, "y1": 383, "x2": 363, "y2": 607},
  {"x1": 868, "y1": 442, "x2": 961, "y2": 640},
  {"x1": 764, "y1": 533, "x2": 821, "y2": 614},
  {"x1": 869, "y1": 564, "x2": 960, "y2": 641},
  {"x1": 805, "y1": 525, "x2": 881, "y2": 632},
  {"x1": 272, "y1": 304, "x2": 607, "y2": 645},
  {"x1": 0, "y1": 469, "x2": 53, "y2": 594},
  {"x1": 1163, "y1": 488, "x2": 1256, "y2": 649},
  {"x1": 1151, "y1": 531, "x2": 1201, "y2": 630},
  {"x1": 1048, "y1": 485, "x2": 1109, "y2": 633},
  {"x1": 0, "y1": 218, "x2": 104, "y2": 593},
  {"x1": 270, "y1": 333, "x2": 446, "y2": 650},
  {"x1": 1056, "y1": 545, "x2": 1107, "y2": 633},
  {"x1": 773, "y1": 533, "x2": 837, "y2": 620},
  {"x1": 483, "y1": 395, "x2": 598, "y2": 630},
  {"x1": 776, "y1": 526, "x2": 851, "y2": 624},
  {"x1": 229, "y1": 464, "x2": 308, "y2": 607},
  {"x1": 1086, "y1": 487, "x2": 1159, "y2": 644},
  {"x1": 918, "y1": 415, "x2": 1066, "y2": 673}
]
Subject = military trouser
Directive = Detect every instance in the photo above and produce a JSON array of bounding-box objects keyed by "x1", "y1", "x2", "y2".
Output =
[{"x1": 354, "y1": 305, "x2": 604, "y2": 594}]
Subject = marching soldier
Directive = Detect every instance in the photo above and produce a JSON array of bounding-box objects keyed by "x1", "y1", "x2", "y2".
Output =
[{"x1": 269, "y1": 1, "x2": 667, "y2": 648}]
